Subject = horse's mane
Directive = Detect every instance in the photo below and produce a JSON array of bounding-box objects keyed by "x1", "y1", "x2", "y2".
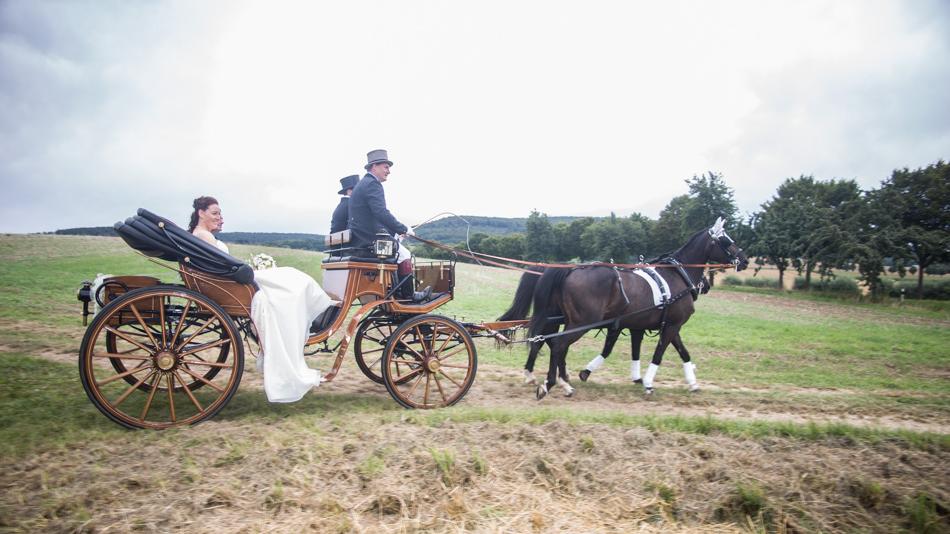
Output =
[{"x1": 645, "y1": 226, "x2": 709, "y2": 264}]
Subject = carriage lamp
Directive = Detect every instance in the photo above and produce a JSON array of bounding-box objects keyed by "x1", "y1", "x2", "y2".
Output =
[
  {"x1": 373, "y1": 234, "x2": 397, "y2": 259},
  {"x1": 77, "y1": 281, "x2": 93, "y2": 326}
]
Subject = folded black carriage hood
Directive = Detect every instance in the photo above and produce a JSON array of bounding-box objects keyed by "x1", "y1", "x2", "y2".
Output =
[{"x1": 113, "y1": 208, "x2": 255, "y2": 285}]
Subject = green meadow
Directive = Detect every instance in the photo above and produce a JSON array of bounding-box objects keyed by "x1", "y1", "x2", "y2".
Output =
[{"x1": 1, "y1": 234, "x2": 948, "y2": 532}]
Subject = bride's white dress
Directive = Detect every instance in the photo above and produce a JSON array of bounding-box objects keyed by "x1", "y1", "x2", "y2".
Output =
[{"x1": 214, "y1": 239, "x2": 332, "y2": 403}]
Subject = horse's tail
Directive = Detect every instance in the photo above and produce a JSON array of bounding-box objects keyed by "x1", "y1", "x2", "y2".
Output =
[
  {"x1": 497, "y1": 267, "x2": 544, "y2": 321},
  {"x1": 528, "y1": 268, "x2": 572, "y2": 336}
]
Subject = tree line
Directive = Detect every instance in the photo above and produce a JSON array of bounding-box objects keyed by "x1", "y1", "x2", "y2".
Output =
[{"x1": 413, "y1": 160, "x2": 949, "y2": 298}]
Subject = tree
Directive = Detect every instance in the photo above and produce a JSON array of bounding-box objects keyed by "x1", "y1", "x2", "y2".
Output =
[
  {"x1": 683, "y1": 171, "x2": 738, "y2": 232},
  {"x1": 524, "y1": 211, "x2": 556, "y2": 261},
  {"x1": 581, "y1": 213, "x2": 649, "y2": 263},
  {"x1": 554, "y1": 217, "x2": 594, "y2": 261},
  {"x1": 877, "y1": 161, "x2": 950, "y2": 298},
  {"x1": 652, "y1": 195, "x2": 693, "y2": 254},
  {"x1": 748, "y1": 209, "x2": 793, "y2": 289}
]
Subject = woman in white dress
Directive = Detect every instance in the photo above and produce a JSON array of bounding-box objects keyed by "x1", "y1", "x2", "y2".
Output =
[{"x1": 189, "y1": 196, "x2": 332, "y2": 403}]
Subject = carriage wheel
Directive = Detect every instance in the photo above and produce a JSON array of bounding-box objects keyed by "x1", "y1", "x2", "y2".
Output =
[
  {"x1": 353, "y1": 318, "x2": 396, "y2": 384},
  {"x1": 79, "y1": 286, "x2": 244, "y2": 429},
  {"x1": 105, "y1": 316, "x2": 231, "y2": 393},
  {"x1": 381, "y1": 315, "x2": 477, "y2": 409}
]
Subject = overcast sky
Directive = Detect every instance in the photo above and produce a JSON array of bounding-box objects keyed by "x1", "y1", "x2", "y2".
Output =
[{"x1": 1, "y1": 0, "x2": 948, "y2": 234}]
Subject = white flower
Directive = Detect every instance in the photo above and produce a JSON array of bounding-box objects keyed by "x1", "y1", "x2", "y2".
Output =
[{"x1": 251, "y1": 253, "x2": 277, "y2": 270}]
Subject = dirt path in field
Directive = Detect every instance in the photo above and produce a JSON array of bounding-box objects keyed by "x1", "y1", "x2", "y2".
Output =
[{"x1": 16, "y1": 339, "x2": 946, "y2": 436}]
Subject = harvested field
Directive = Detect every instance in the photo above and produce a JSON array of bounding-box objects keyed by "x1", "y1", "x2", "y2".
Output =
[{"x1": 1, "y1": 235, "x2": 948, "y2": 532}]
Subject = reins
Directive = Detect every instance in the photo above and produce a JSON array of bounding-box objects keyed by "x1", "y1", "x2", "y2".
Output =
[{"x1": 409, "y1": 235, "x2": 735, "y2": 273}]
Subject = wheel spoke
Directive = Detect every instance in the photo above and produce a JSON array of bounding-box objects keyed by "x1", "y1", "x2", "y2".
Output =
[
  {"x1": 166, "y1": 374, "x2": 176, "y2": 423},
  {"x1": 140, "y1": 373, "x2": 161, "y2": 421},
  {"x1": 180, "y1": 359, "x2": 233, "y2": 369},
  {"x1": 158, "y1": 297, "x2": 168, "y2": 348},
  {"x1": 423, "y1": 372, "x2": 431, "y2": 406},
  {"x1": 97, "y1": 362, "x2": 152, "y2": 386},
  {"x1": 404, "y1": 371, "x2": 425, "y2": 398},
  {"x1": 174, "y1": 316, "x2": 219, "y2": 352},
  {"x1": 437, "y1": 363, "x2": 471, "y2": 369},
  {"x1": 436, "y1": 346, "x2": 468, "y2": 362},
  {"x1": 434, "y1": 325, "x2": 453, "y2": 355},
  {"x1": 168, "y1": 299, "x2": 193, "y2": 350},
  {"x1": 104, "y1": 326, "x2": 155, "y2": 355},
  {"x1": 396, "y1": 338, "x2": 426, "y2": 361},
  {"x1": 413, "y1": 326, "x2": 429, "y2": 356},
  {"x1": 179, "y1": 338, "x2": 231, "y2": 357},
  {"x1": 113, "y1": 370, "x2": 156, "y2": 407},
  {"x1": 392, "y1": 366, "x2": 424, "y2": 383},
  {"x1": 129, "y1": 303, "x2": 159, "y2": 347},
  {"x1": 174, "y1": 371, "x2": 205, "y2": 411},
  {"x1": 433, "y1": 372, "x2": 448, "y2": 403},
  {"x1": 438, "y1": 369, "x2": 464, "y2": 388},
  {"x1": 93, "y1": 352, "x2": 152, "y2": 361},
  {"x1": 178, "y1": 366, "x2": 225, "y2": 393}
]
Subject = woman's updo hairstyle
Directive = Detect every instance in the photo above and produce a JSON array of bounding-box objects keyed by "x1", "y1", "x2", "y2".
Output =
[{"x1": 188, "y1": 196, "x2": 219, "y2": 232}]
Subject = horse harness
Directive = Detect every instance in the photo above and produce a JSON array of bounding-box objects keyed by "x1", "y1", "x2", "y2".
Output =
[{"x1": 526, "y1": 258, "x2": 703, "y2": 344}]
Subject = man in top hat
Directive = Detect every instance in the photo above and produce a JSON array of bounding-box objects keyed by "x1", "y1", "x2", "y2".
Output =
[
  {"x1": 330, "y1": 174, "x2": 359, "y2": 234},
  {"x1": 348, "y1": 149, "x2": 429, "y2": 301}
]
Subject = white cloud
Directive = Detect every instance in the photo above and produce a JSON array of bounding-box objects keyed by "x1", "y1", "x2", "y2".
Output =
[{"x1": 1, "y1": 0, "x2": 947, "y2": 233}]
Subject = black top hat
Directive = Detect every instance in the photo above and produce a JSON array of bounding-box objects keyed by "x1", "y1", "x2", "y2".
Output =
[{"x1": 338, "y1": 174, "x2": 359, "y2": 195}]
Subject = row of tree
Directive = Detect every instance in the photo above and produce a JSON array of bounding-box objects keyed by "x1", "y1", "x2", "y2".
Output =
[{"x1": 413, "y1": 160, "x2": 949, "y2": 298}]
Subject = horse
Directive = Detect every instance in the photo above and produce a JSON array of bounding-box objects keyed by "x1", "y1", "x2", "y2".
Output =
[
  {"x1": 529, "y1": 218, "x2": 748, "y2": 399},
  {"x1": 497, "y1": 267, "x2": 644, "y2": 396}
]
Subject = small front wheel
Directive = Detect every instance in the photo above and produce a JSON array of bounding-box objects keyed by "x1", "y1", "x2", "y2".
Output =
[{"x1": 381, "y1": 315, "x2": 477, "y2": 409}]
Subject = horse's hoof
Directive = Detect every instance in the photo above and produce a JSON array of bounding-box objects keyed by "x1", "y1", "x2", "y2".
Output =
[
  {"x1": 564, "y1": 387, "x2": 575, "y2": 398},
  {"x1": 688, "y1": 383, "x2": 700, "y2": 393},
  {"x1": 643, "y1": 387, "x2": 654, "y2": 397},
  {"x1": 579, "y1": 369, "x2": 590, "y2": 382},
  {"x1": 536, "y1": 384, "x2": 548, "y2": 400},
  {"x1": 632, "y1": 378, "x2": 643, "y2": 384}
]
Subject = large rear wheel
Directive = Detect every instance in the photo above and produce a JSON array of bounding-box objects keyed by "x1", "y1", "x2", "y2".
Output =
[
  {"x1": 381, "y1": 315, "x2": 477, "y2": 409},
  {"x1": 79, "y1": 286, "x2": 244, "y2": 429}
]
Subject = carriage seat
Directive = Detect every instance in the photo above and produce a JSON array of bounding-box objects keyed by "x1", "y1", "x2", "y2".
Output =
[
  {"x1": 114, "y1": 208, "x2": 257, "y2": 287},
  {"x1": 322, "y1": 230, "x2": 399, "y2": 264}
]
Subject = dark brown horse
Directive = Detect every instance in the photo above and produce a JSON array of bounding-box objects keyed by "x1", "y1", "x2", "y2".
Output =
[
  {"x1": 498, "y1": 267, "x2": 642, "y2": 396},
  {"x1": 529, "y1": 218, "x2": 748, "y2": 399}
]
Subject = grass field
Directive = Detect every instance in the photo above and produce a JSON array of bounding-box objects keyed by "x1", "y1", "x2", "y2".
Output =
[{"x1": 0, "y1": 234, "x2": 948, "y2": 533}]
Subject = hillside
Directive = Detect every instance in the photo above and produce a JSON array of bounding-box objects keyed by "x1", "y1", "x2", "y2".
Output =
[
  {"x1": 53, "y1": 214, "x2": 590, "y2": 250},
  {"x1": 54, "y1": 227, "x2": 326, "y2": 251},
  {"x1": 414, "y1": 214, "x2": 587, "y2": 243}
]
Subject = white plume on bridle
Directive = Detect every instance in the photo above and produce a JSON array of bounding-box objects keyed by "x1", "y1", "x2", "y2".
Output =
[{"x1": 708, "y1": 217, "x2": 727, "y2": 239}]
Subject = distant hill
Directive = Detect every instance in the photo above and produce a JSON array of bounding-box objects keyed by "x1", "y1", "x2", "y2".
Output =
[
  {"x1": 54, "y1": 227, "x2": 326, "y2": 251},
  {"x1": 53, "y1": 215, "x2": 591, "y2": 250},
  {"x1": 414, "y1": 215, "x2": 587, "y2": 243}
]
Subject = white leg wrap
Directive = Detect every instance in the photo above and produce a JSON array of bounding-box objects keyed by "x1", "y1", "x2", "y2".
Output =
[
  {"x1": 585, "y1": 355, "x2": 606, "y2": 372},
  {"x1": 557, "y1": 376, "x2": 575, "y2": 396},
  {"x1": 523, "y1": 369, "x2": 537, "y2": 384},
  {"x1": 631, "y1": 360, "x2": 641, "y2": 382},
  {"x1": 683, "y1": 362, "x2": 697, "y2": 385},
  {"x1": 642, "y1": 363, "x2": 659, "y2": 389}
]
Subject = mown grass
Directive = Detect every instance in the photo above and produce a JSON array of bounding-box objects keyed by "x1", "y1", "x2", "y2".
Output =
[{"x1": 2, "y1": 352, "x2": 946, "y2": 461}]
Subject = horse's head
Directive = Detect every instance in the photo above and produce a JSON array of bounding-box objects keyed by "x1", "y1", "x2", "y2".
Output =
[{"x1": 706, "y1": 217, "x2": 749, "y2": 271}]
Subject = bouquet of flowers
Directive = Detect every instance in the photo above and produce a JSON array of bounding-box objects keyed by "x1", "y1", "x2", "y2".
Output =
[{"x1": 250, "y1": 253, "x2": 277, "y2": 270}]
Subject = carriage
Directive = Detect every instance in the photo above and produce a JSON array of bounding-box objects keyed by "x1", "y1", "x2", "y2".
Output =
[{"x1": 76, "y1": 209, "x2": 516, "y2": 430}]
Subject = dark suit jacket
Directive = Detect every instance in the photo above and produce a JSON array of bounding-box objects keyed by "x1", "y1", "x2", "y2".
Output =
[
  {"x1": 330, "y1": 197, "x2": 349, "y2": 234},
  {"x1": 348, "y1": 174, "x2": 408, "y2": 249}
]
